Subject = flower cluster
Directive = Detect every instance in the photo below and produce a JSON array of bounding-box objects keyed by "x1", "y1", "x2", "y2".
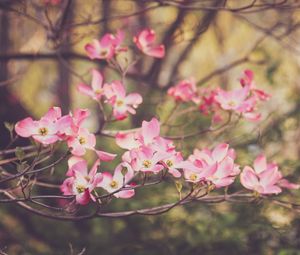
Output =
[
  {"x1": 167, "y1": 70, "x2": 270, "y2": 123},
  {"x1": 12, "y1": 27, "x2": 298, "y2": 207},
  {"x1": 15, "y1": 107, "x2": 116, "y2": 159},
  {"x1": 116, "y1": 119, "x2": 240, "y2": 188},
  {"x1": 61, "y1": 156, "x2": 135, "y2": 204},
  {"x1": 85, "y1": 28, "x2": 165, "y2": 60},
  {"x1": 80, "y1": 28, "x2": 165, "y2": 120},
  {"x1": 184, "y1": 144, "x2": 240, "y2": 188},
  {"x1": 116, "y1": 118, "x2": 196, "y2": 178},
  {"x1": 240, "y1": 154, "x2": 299, "y2": 194},
  {"x1": 85, "y1": 30, "x2": 127, "y2": 60}
]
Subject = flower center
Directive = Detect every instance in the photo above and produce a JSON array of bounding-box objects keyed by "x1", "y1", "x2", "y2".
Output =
[
  {"x1": 94, "y1": 89, "x2": 103, "y2": 94},
  {"x1": 143, "y1": 160, "x2": 152, "y2": 168},
  {"x1": 39, "y1": 127, "x2": 48, "y2": 136},
  {"x1": 79, "y1": 137, "x2": 86, "y2": 145},
  {"x1": 100, "y1": 50, "x2": 108, "y2": 57},
  {"x1": 76, "y1": 185, "x2": 86, "y2": 193},
  {"x1": 228, "y1": 101, "x2": 237, "y2": 107},
  {"x1": 189, "y1": 173, "x2": 198, "y2": 181},
  {"x1": 166, "y1": 160, "x2": 173, "y2": 167},
  {"x1": 116, "y1": 100, "x2": 124, "y2": 107},
  {"x1": 110, "y1": 180, "x2": 118, "y2": 189}
]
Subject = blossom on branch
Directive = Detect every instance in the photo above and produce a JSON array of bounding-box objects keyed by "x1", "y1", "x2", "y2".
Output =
[
  {"x1": 104, "y1": 80, "x2": 143, "y2": 120},
  {"x1": 240, "y1": 154, "x2": 299, "y2": 194},
  {"x1": 185, "y1": 144, "x2": 240, "y2": 188},
  {"x1": 168, "y1": 78, "x2": 199, "y2": 103},
  {"x1": 61, "y1": 159, "x2": 103, "y2": 205},
  {"x1": 134, "y1": 28, "x2": 165, "y2": 58},
  {"x1": 98, "y1": 162, "x2": 135, "y2": 198},
  {"x1": 77, "y1": 69, "x2": 106, "y2": 101},
  {"x1": 85, "y1": 30, "x2": 126, "y2": 60},
  {"x1": 15, "y1": 107, "x2": 62, "y2": 145}
]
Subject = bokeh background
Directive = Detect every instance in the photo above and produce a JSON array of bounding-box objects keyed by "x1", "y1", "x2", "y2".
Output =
[{"x1": 0, "y1": 0, "x2": 300, "y2": 254}]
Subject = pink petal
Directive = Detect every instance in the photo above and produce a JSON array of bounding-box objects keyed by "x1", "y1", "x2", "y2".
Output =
[
  {"x1": 77, "y1": 83, "x2": 95, "y2": 98},
  {"x1": 60, "y1": 177, "x2": 74, "y2": 195},
  {"x1": 115, "y1": 189, "x2": 135, "y2": 199},
  {"x1": 15, "y1": 117, "x2": 38, "y2": 137},
  {"x1": 212, "y1": 143, "x2": 229, "y2": 162},
  {"x1": 262, "y1": 185, "x2": 282, "y2": 194},
  {"x1": 71, "y1": 160, "x2": 88, "y2": 177},
  {"x1": 91, "y1": 69, "x2": 104, "y2": 91},
  {"x1": 278, "y1": 179, "x2": 300, "y2": 190},
  {"x1": 89, "y1": 159, "x2": 101, "y2": 177},
  {"x1": 213, "y1": 177, "x2": 235, "y2": 188},
  {"x1": 145, "y1": 45, "x2": 165, "y2": 58},
  {"x1": 125, "y1": 93, "x2": 143, "y2": 105},
  {"x1": 85, "y1": 40, "x2": 101, "y2": 59},
  {"x1": 98, "y1": 172, "x2": 113, "y2": 189},
  {"x1": 168, "y1": 168, "x2": 181, "y2": 178},
  {"x1": 67, "y1": 156, "x2": 85, "y2": 176},
  {"x1": 243, "y1": 112, "x2": 261, "y2": 122},
  {"x1": 216, "y1": 157, "x2": 234, "y2": 178},
  {"x1": 259, "y1": 167, "x2": 281, "y2": 187},
  {"x1": 73, "y1": 109, "x2": 90, "y2": 127},
  {"x1": 111, "y1": 80, "x2": 126, "y2": 98},
  {"x1": 92, "y1": 173, "x2": 104, "y2": 187},
  {"x1": 253, "y1": 154, "x2": 267, "y2": 174},
  {"x1": 68, "y1": 139, "x2": 86, "y2": 156},
  {"x1": 32, "y1": 134, "x2": 59, "y2": 145},
  {"x1": 142, "y1": 118, "x2": 160, "y2": 145},
  {"x1": 240, "y1": 166, "x2": 259, "y2": 190},
  {"x1": 199, "y1": 163, "x2": 218, "y2": 179},
  {"x1": 244, "y1": 69, "x2": 254, "y2": 81},
  {"x1": 42, "y1": 107, "x2": 62, "y2": 122},
  {"x1": 76, "y1": 190, "x2": 91, "y2": 205},
  {"x1": 95, "y1": 150, "x2": 117, "y2": 161},
  {"x1": 86, "y1": 133, "x2": 96, "y2": 148},
  {"x1": 115, "y1": 132, "x2": 140, "y2": 150}
]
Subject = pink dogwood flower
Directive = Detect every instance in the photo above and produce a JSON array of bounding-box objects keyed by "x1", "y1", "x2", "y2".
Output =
[
  {"x1": 185, "y1": 144, "x2": 240, "y2": 188},
  {"x1": 215, "y1": 85, "x2": 262, "y2": 121},
  {"x1": 15, "y1": 107, "x2": 61, "y2": 145},
  {"x1": 240, "y1": 154, "x2": 299, "y2": 194},
  {"x1": 98, "y1": 162, "x2": 135, "y2": 198},
  {"x1": 67, "y1": 127, "x2": 96, "y2": 156},
  {"x1": 85, "y1": 30, "x2": 126, "y2": 60},
  {"x1": 163, "y1": 152, "x2": 198, "y2": 178},
  {"x1": 168, "y1": 78, "x2": 198, "y2": 103},
  {"x1": 133, "y1": 28, "x2": 165, "y2": 58},
  {"x1": 130, "y1": 146, "x2": 168, "y2": 173},
  {"x1": 61, "y1": 159, "x2": 103, "y2": 205},
  {"x1": 215, "y1": 85, "x2": 251, "y2": 112},
  {"x1": 77, "y1": 69, "x2": 106, "y2": 101},
  {"x1": 56, "y1": 108, "x2": 90, "y2": 138},
  {"x1": 115, "y1": 118, "x2": 172, "y2": 151},
  {"x1": 104, "y1": 80, "x2": 142, "y2": 120},
  {"x1": 184, "y1": 163, "x2": 218, "y2": 184}
]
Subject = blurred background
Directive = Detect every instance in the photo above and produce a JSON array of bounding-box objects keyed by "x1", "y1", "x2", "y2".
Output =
[{"x1": 0, "y1": 0, "x2": 300, "y2": 254}]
